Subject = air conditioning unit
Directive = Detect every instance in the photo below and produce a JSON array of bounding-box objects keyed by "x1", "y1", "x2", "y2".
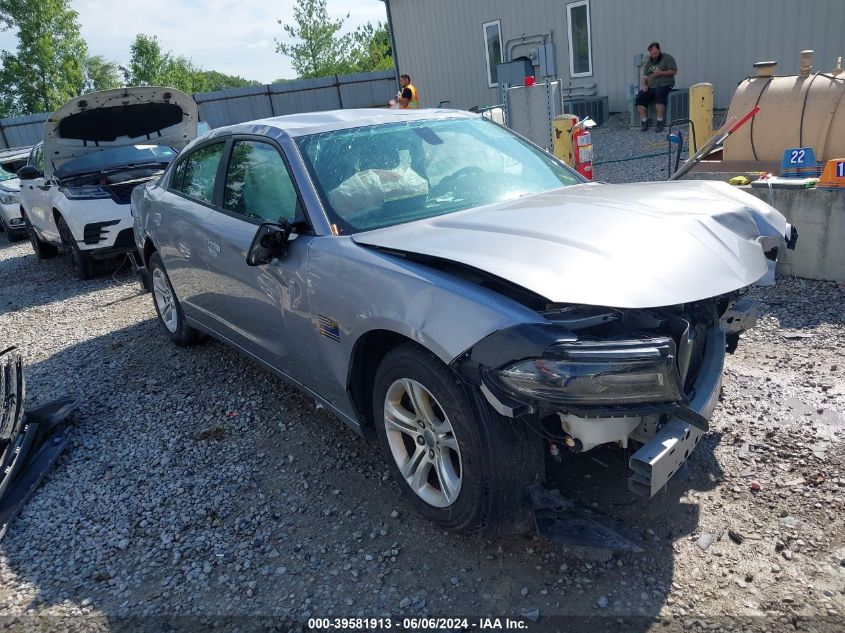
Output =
[{"x1": 563, "y1": 96, "x2": 609, "y2": 126}]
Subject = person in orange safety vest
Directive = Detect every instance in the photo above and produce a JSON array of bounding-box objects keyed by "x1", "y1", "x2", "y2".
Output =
[{"x1": 397, "y1": 73, "x2": 420, "y2": 109}]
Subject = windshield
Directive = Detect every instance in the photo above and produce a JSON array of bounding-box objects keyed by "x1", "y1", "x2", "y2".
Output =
[
  {"x1": 0, "y1": 156, "x2": 27, "y2": 182},
  {"x1": 295, "y1": 117, "x2": 582, "y2": 234},
  {"x1": 0, "y1": 162, "x2": 18, "y2": 182},
  {"x1": 57, "y1": 145, "x2": 177, "y2": 178}
]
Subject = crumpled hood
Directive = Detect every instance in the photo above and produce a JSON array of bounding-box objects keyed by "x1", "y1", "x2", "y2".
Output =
[
  {"x1": 353, "y1": 180, "x2": 791, "y2": 309},
  {"x1": 44, "y1": 86, "x2": 198, "y2": 178}
]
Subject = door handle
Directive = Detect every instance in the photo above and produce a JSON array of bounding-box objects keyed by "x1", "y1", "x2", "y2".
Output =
[{"x1": 206, "y1": 239, "x2": 221, "y2": 257}]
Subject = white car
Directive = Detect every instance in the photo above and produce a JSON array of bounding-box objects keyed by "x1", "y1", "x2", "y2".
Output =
[
  {"x1": 0, "y1": 147, "x2": 32, "y2": 241},
  {"x1": 18, "y1": 87, "x2": 197, "y2": 278}
]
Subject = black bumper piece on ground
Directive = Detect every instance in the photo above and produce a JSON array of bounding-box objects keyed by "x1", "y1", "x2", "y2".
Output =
[
  {"x1": 529, "y1": 485, "x2": 643, "y2": 552},
  {"x1": 0, "y1": 349, "x2": 78, "y2": 540}
]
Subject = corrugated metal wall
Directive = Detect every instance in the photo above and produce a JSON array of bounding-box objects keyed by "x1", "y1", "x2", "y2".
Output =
[
  {"x1": 0, "y1": 114, "x2": 49, "y2": 150},
  {"x1": 389, "y1": 0, "x2": 845, "y2": 112},
  {"x1": 195, "y1": 71, "x2": 397, "y2": 128},
  {"x1": 0, "y1": 70, "x2": 397, "y2": 149}
]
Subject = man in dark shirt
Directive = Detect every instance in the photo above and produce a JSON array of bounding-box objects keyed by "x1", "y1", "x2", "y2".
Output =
[{"x1": 635, "y1": 42, "x2": 677, "y2": 132}]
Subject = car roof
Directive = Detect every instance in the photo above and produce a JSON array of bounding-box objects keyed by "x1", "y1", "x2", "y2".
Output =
[{"x1": 216, "y1": 108, "x2": 478, "y2": 139}]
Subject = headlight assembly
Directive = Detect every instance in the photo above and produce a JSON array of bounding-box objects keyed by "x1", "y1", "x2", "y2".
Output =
[
  {"x1": 0, "y1": 192, "x2": 18, "y2": 205},
  {"x1": 59, "y1": 185, "x2": 112, "y2": 200},
  {"x1": 497, "y1": 337, "x2": 683, "y2": 405}
]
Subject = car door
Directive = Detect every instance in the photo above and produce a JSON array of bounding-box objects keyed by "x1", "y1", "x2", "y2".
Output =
[
  {"x1": 154, "y1": 139, "x2": 229, "y2": 323},
  {"x1": 200, "y1": 137, "x2": 316, "y2": 376},
  {"x1": 20, "y1": 145, "x2": 57, "y2": 241}
]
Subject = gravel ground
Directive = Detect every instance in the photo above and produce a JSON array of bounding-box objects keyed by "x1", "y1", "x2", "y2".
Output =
[
  {"x1": 1, "y1": 201, "x2": 844, "y2": 632},
  {"x1": 591, "y1": 111, "x2": 727, "y2": 184}
]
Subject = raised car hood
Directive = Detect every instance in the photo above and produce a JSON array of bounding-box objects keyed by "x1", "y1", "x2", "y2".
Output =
[
  {"x1": 44, "y1": 86, "x2": 198, "y2": 177},
  {"x1": 353, "y1": 180, "x2": 790, "y2": 309}
]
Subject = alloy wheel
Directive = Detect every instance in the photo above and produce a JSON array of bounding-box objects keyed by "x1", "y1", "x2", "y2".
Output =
[
  {"x1": 383, "y1": 378, "x2": 462, "y2": 508},
  {"x1": 152, "y1": 267, "x2": 178, "y2": 333}
]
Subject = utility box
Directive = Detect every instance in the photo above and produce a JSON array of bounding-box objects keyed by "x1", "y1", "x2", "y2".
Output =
[
  {"x1": 496, "y1": 59, "x2": 535, "y2": 86},
  {"x1": 536, "y1": 43, "x2": 557, "y2": 78}
]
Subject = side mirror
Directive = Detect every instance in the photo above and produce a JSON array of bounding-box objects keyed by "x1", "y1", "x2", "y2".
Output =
[
  {"x1": 17, "y1": 165, "x2": 41, "y2": 180},
  {"x1": 246, "y1": 220, "x2": 293, "y2": 266}
]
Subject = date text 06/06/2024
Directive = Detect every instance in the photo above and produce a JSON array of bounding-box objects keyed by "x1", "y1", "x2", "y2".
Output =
[{"x1": 306, "y1": 617, "x2": 530, "y2": 630}]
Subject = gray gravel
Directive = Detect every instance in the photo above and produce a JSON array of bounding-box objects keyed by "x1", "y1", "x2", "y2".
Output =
[
  {"x1": 591, "y1": 110, "x2": 727, "y2": 183},
  {"x1": 1, "y1": 218, "x2": 844, "y2": 630}
]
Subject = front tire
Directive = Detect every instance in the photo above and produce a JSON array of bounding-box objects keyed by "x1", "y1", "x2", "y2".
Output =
[
  {"x1": 373, "y1": 343, "x2": 489, "y2": 533},
  {"x1": 24, "y1": 211, "x2": 58, "y2": 259},
  {"x1": 57, "y1": 216, "x2": 94, "y2": 279},
  {"x1": 148, "y1": 252, "x2": 203, "y2": 347},
  {"x1": 0, "y1": 216, "x2": 23, "y2": 241}
]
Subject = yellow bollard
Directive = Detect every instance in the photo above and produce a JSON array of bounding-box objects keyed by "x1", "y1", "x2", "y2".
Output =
[
  {"x1": 553, "y1": 114, "x2": 579, "y2": 167},
  {"x1": 689, "y1": 83, "x2": 713, "y2": 154}
]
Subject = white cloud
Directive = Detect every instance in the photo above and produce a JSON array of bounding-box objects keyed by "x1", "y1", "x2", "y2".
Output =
[{"x1": 0, "y1": 0, "x2": 387, "y2": 84}]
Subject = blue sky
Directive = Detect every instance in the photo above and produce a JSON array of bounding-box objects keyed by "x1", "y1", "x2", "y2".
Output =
[{"x1": 0, "y1": 0, "x2": 388, "y2": 84}]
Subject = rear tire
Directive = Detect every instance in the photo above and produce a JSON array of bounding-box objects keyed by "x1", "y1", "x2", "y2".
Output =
[
  {"x1": 373, "y1": 342, "x2": 535, "y2": 534},
  {"x1": 57, "y1": 216, "x2": 94, "y2": 279},
  {"x1": 148, "y1": 251, "x2": 203, "y2": 347},
  {"x1": 24, "y1": 211, "x2": 58, "y2": 259}
]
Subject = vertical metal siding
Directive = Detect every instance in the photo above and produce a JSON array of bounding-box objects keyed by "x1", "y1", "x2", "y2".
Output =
[
  {"x1": 0, "y1": 114, "x2": 49, "y2": 149},
  {"x1": 390, "y1": 0, "x2": 845, "y2": 112},
  {"x1": 194, "y1": 70, "x2": 396, "y2": 127}
]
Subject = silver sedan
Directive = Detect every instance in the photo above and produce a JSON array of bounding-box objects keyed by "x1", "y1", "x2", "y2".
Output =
[{"x1": 131, "y1": 109, "x2": 796, "y2": 537}]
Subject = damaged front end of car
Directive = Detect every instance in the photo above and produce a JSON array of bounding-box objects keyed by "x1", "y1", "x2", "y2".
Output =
[{"x1": 456, "y1": 291, "x2": 760, "y2": 499}]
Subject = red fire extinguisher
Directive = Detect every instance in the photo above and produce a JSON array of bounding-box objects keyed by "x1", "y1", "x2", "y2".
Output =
[{"x1": 572, "y1": 126, "x2": 593, "y2": 180}]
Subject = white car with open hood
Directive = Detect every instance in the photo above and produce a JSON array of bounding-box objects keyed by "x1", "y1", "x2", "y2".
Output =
[{"x1": 18, "y1": 87, "x2": 197, "y2": 278}]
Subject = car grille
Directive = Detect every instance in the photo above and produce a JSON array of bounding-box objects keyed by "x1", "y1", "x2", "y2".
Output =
[
  {"x1": 83, "y1": 220, "x2": 120, "y2": 245},
  {"x1": 105, "y1": 182, "x2": 140, "y2": 205}
]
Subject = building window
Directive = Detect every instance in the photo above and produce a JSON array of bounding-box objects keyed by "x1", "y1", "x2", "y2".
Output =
[
  {"x1": 567, "y1": 1, "x2": 592, "y2": 77},
  {"x1": 483, "y1": 20, "x2": 503, "y2": 87}
]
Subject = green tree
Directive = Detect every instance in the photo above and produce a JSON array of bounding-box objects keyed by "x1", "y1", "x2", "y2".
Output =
[
  {"x1": 193, "y1": 70, "x2": 261, "y2": 93},
  {"x1": 276, "y1": 0, "x2": 351, "y2": 79},
  {"x1": 123, "y1": 34, "x2": 176, "y2": 87},
  {"x1": 347, "y1": 21, "x2": 393, "y2": 73},
  {"x1": 124, "y1": 34, "x2": 260, "y2": 94},
  {"x1": 84, "y1": 55, "x2": 122, "y2": 92},
  {"x1": 0, "y1": 0, "x2": 88, "y2": 115}
]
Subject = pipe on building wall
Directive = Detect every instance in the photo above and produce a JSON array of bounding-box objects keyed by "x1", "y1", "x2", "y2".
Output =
[
  {"x1": 381, "y1": 0, "x2": 401, "y2": 87},
  {"x1": 504, "y1": 32, "x2": 552, "y2": 64}
]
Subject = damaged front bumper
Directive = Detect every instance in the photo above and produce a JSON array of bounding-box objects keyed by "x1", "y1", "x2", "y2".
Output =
[
  {"x1": 467, "y1": 296, "x2": 762, "y2": 499},
  {"x1": 627, "y1": 326, "x2": 725, "y2": 497}
]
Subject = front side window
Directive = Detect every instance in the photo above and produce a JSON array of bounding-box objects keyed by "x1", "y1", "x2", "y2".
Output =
[
  {"x1": 177, "y1": 142, "x2": 226, "y2": 204},
  {"x1": 567, "y1": 1, "x2": 593, "y2": 77},
  {"x1": 223, "y1": 141, "x2": 298, "y2": 223},
  {"x1": 483, "y1": 20, "x2": 502, "y2": 87},
  {"x1": 295, "y1": 117, "x2": 581, "y2": 235}
]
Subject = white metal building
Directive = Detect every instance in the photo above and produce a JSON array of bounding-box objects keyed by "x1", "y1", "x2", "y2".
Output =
[{"x1": 383, "y1": 0, "x2": 845, "y2": 112}]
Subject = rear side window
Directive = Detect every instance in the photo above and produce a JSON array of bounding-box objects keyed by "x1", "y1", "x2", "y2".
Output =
[
  {"x1": 223, "y1": 140, "x2": 298, "y2": 223},
  {"x1": 176, "y1": 142, "x2": 226, "y2": 203}
]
